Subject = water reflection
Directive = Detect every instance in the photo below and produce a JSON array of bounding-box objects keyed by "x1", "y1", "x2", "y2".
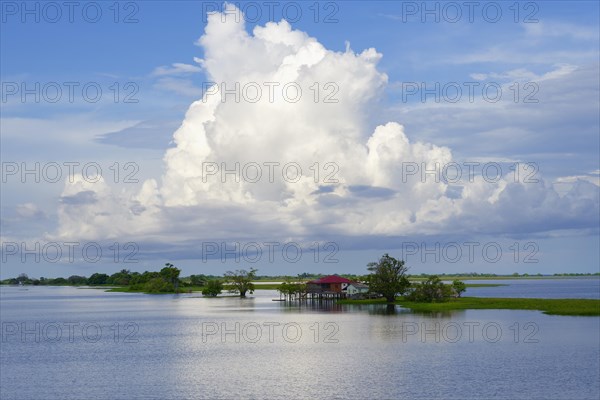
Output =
[{"x1": 343, "y1": 303, "x2": 405, "y2": 315}]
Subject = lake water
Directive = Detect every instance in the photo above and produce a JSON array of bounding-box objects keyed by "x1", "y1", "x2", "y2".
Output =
[
  {"x1": 1, "y1": 280, "x2": 599, "y2": 400},
  {"x1": 461, "y1": 278, "x2": 600, "y2": 299}
]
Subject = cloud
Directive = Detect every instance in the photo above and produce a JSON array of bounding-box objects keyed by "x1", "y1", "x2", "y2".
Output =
[
  {"x1": 348, "y1": 185, "x2": 396, "y2": 199},
  {"x1": 468, "y1": 64, "x2": 578, "y2": 83},
  {"x1": 524, "y1": 21, "x2": 599, "y2": 41},
  {"x1": 150, "y1": 63, "x2": 205, "y2": 97},
  {"x1": 59, "y1": 190, "x2": 98, "y2": 205},
  {"x1": 152, "y1": 63, "x2": 203, "y2": 76},
  {"x1": 555, "y1": 174, "x2": 600, "y2": 187},
  {"x1": 95, "y1": 120, "x2": 179, "y2": 149},
  {"x1": 385, "y1": 63, "x2": 600, "y2": 164},
  {"x1": 15, "y1": 203, "x2": 45, "y2": 219},
  {"x1": 153, "y1": 77, "x2": 204, "y2": 97},
  {"x1": 48, "y1": 5, "x2": 599, "y2": 254}
]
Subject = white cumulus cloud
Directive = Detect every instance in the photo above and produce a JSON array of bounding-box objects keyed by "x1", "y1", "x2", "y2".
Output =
[{"x1": 50, "y1": 4, "x2": 599, "y2": 251}]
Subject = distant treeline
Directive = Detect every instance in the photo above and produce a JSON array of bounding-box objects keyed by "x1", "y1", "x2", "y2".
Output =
[
  {"x1": 0, "y1": 268, "x2": 199, "y2": 293},
  {"x1": 2, "y1": 270, "x2": 598, "y2": 288},
  {"x1": 0, "y1": 271, "x2": 353, "y2": 287}
]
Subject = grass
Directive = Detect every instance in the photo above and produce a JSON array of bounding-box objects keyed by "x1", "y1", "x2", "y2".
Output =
[{"x1": 338, "y1": 297, "x2": 600, "y2": 316}]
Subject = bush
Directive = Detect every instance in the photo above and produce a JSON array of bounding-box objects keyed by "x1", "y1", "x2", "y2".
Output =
[
  {"x1": 143, "y1": 277, "x2": 175, "y2": 293},
  {"x1": 406, "y1": 275, "x2": 458, "y2": 303},
  {"x1": 88, "y1": 273, "x2": 109, "y2": 285},
  {"x1": 190, "y1": 274, "x2": 207, "y2": 287},
  {"x1": 107, "y1": 270, "x2": 132, "y2": 286},
  {"x1": 277, "y1": 278, "x2": 306, "y2": 300},
  {"x1": 452, "y1": 280, "x2": 466, "y2": 297},
  {"x1": 129, "y1": 271, "x2": 159, "y2": 287},
  {"x1": 68, "y1": 275, "x2": 88, "y2": 285},
  {"x1": 202, "y1": 280, "x2": 223, "y2": 297}
]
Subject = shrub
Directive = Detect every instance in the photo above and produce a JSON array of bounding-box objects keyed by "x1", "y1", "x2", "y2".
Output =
[
  {"x1": 202, "y1": 280, "x2": 223, "y2": 297},
  {"x1": 143, "y1": 277, "x2": 175, "y2": 293},
  {"x1": 406, "y1": 275, "x2": 459, "y2": 303}
]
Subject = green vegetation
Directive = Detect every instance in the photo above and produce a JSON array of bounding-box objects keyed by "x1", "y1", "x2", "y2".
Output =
[
  {"x1": 224, "y1": 268, "x2": 257, "y2": 297},
  {"x1": 3, "y1": 271, "x2": 597, "y2": 288},
  {"x1": 2, "y1": 261, "x2": 595, "y2": 306},
  {"x1": 143, "y1": 277, "x2": 175, "y2": 293},
  {"x1": 335, "y1": 254, "x2": 599, "y2": 316},
  {"x1": 339, "y1": 297, "x2": 600, "y2": 316},
  {"x1": 277, "y1": 277, "x2": 306, "y2": 300},
  {"x1": 105, "y1": 282, "x2": 281, "y2": 293},
  {"x1": 189, "y1": 274, "x2": 208, "y2": 286},
  {"x1": 202, "y1": 280, "x2": 224, "y2": 297},
  {"x1": 452, "y1": 280, "x2": 466, "y2": 296},
  {"x1": 406, "y1": 275, "x2": 457, "y2": 302},
  {"x1": 87, "y1": 273, "x2": 109, "y2": 285},
  {"x1": 366, "y1": 254, "x2": 411, "y2": 302},
  {"x1": 245, "y1": 283, "x2": 281, "y2": 290},
  {"x1": 161, "y1": 263, "x2": 181, "y2": 292},
  {"x1": 105, "y1": 281, "x2": 498, "y2": 293},
  {"x1": 126, "y1": 265, "x2": 181, "y2": 293}
]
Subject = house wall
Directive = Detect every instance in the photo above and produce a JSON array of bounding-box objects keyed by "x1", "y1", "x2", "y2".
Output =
[{"x1": 348, "y1": 285, "x2": 369, "y2": 295}]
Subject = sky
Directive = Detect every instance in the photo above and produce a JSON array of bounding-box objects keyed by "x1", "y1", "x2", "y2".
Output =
[{"x1": 1, "y1": 1, "x2": 599, "y2": 278}]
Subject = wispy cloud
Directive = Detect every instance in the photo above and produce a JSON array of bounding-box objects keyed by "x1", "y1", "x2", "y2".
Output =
[
  {"x1": 153, "y1": 77, "x2": 203, "y2": 97},
  {"x1": 524, "y1": 21, "x2": 599, "y2": 41},
  {"x1": 151, "y1": 63, "x2": 203, "y2": 76}
]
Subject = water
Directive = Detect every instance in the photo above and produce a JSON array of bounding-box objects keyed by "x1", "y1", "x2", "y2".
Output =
[
  {"x1": 462, "y1": 278, "x2": 600, "y2": 299},
  {"x1": 1, "y1": 281, "x2": 599, "y2": 400}
]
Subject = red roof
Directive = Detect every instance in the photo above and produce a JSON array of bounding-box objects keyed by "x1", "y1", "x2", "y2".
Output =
[{"x1": 308, "y1": 275, "x2": 352, "y2": 284}]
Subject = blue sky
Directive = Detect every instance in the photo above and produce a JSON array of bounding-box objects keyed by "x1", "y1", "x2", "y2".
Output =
[{"x1": 1, "y1": 1, "x2": 599, "y2": 278}]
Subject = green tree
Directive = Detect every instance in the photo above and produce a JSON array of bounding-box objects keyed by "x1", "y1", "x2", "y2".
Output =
[
  {"x1": 189, "y1": 274, "x2": 207, "y2": 287},
  {"x1": 367, "y1": 254, "x2": 410, "y2": 302},
  {"x1": 407, "y1": 275, "x2": 454, "y2": 302},
  {"x1": 452, "y1": 280, "x2": 466, "y2": 297},
  {"x1": 128, "y1": 271, "x2": 159, "y2": 290},
  {"x1": 67, "y1": 275, "x2": 88, "y2": 285},
  {"x1": 108, "y1": 269, "x2": 132, "y2": 285},
  {"x1": 160, "y1": 263, "x2": 181, "y2": 293},
  {"x1": 202, "y1": 280, "x2": 223, "y2": 297},
  {"x1": 48, "y1": 277, "x2": 67, "y2": 285},
  {"x1": 144, "y1": 277, "x2": 174, "y2": 293},
  {"x1": 16, "y1": 273, "x2": 30, "y2": 284},
  {"x1": 224, "y1": 268, "x2": 257, "y2": 298},
  {"x1": 277, "y1": 277, "x2": 306, "y2": 301},
  {"x1": 88, "y1": 273, "x2": 109, "y2": 285}
]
